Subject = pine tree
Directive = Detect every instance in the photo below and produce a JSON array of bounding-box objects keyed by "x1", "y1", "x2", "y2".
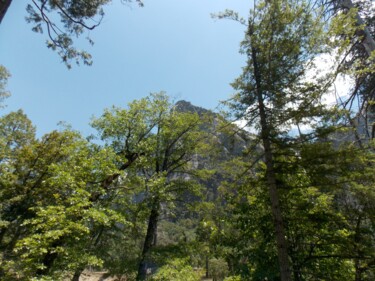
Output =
[{"x1": 229, "y1": 1, "x2": 328, "y2": 279}]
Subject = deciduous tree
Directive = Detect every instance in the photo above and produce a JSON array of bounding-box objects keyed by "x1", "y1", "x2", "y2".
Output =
[
  {"x1": 92, "y1": 93, "x2": 209, "y2": 280},
  {"x1": 0, "y1": 111, "x2": 126, "y2": 280},
  {"x1": 0, "y1": 0, "x2": 143, "y2": 67}
]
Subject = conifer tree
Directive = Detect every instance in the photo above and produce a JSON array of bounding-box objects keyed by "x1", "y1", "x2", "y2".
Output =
[{"x1": 229, "y1": 1, "x2": 328, "y2": 279}]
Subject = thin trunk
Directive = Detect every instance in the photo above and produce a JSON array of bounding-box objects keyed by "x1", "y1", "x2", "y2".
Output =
[
  {"x1": 71, "y1": 267, "x2": 84, "y2": 281},
  {"x1": 36, "y1": 251, "x2": 59, "y2": 276},
  {"x1": 292, "y1": 263, "x2": 303, "y2": 281},
  {"x1": 136, "y1": 200, "x2": 160, "y2": 281},
  {"x1": 206, "y1": 255, "x2": 209, "y2": 278},
  {"x1": 0, "y1": 227, "x2": 6, "y2": 246},
  {"x1": 35, "y1": 239, "x2": 63, "y2": 276},
  {"x1": 348, "y1": 114, "x2": 365, "y2": 149},
  {"x1": 354, "y1": 260, "x2": 362, "y2": 281},
  {"x1": 0, "y1": 0, "x2": 12, "y2": 24},
  {"x1": 354, "y1": 215, "x2": 363, "y2": 281},
  {"x1": 259, "y1": 100, "x2": 292, "y2": 281},
  {"x1": 251, "y1": 44, "x2": 292, "y2": 281},
  {"x1": 4, "y1": 224, "x2": 22, "y2": 253}
]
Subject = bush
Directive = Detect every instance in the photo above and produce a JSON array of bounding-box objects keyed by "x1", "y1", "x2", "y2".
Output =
[
  {"x1": 209, "y1": 258, "x2": 229, "y2": 281},
  {"x1": 224, "y1": 276, "x2": 242, "y2": 281},
  {"x1": 151, "y1": 258, "x2": 201, "y2": 281}
]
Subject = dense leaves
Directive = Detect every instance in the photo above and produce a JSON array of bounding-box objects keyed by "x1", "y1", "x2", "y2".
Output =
[{"x1": 0, "y1": 111, "x2": 125, "y2": 279}]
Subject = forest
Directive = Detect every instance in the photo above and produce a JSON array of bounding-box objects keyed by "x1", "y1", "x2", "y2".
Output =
[{"x1": 0, "y1": 0, "x2": 374, "y2": 280}]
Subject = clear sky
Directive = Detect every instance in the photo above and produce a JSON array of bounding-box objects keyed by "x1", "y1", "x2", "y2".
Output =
[{"x1": 0, "y1": 0, "x2": 251, "y2": 137}]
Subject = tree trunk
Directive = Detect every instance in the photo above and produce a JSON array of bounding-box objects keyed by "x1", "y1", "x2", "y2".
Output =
[
  {"x1": 337, "y1": 0, "x2": 375, "y2": 56},
  {"x1": 4, "y1": 224, "x2": 22, "y2": 253},
  {"x1": 71, "y1": 267, "x2": 84, "y2": 281},
  {"x1": 259, "y1": 102, "x2": 292, "y2": 281},
  {"x1": 36, "y1": 251, "x2": 59, "y2": 276},
  {"x1": 292, "y1": 262, "x2": 303, "y2": 281},
  {"x1": 354, "y1": 260, "x2": 363, "y2": 281},
  {"x1": 206, "y1": 255, "x2": 209, "y2": 278},
  {"x1": 0, "y1": 0, "x2": 12, "y2": 24},
  {"x1": 0, "y1": 227, "x2": 6, "y2": 246},
  {"x1": 251, "y1": 45, "x2": 292, "y2": 281},
  {"x1": 35, "y1": 239, "x2": 63, "y2": 276},
  {"x1": 354, "y1": 215, "x2": 363, "y2": 281},
  {"x1": 136, "y1": 199, "x2": 160, "y2": 281}
]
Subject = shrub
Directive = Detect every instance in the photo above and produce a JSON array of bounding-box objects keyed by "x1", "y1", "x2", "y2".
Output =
[
  {"x1": 151, "y1": 258, "x2": 200, "y2": 281},
  {"x1": 224, "y1": 276, "x2": 242, "y2": 281},
  {"x1": 209, "y1": 258, "x2": 229, "y2": 281}
]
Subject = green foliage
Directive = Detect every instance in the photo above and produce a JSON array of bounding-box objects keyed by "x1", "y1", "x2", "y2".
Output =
[
  {"x1": 0, "y1": 65, "x2": 10, "y2": 108},
  {"x1": 210, "y1": 1, "x2": 375, "y2": 281},
  {"x1": 151, "y1": 258, "x2": 201, "y2": 281},
  {"x1": 213, "y1": 137, "x2": 375, "y2": 280},
  {"x1": 209, "y1": 258, "x2": 229, "y2": 281},
  {"x1": 92, "y1": 92, "x2": 208, "y2": 215},
  {"x1": 231, "y1": 0, "x2": 330, "y2": 132},
  {"x1": 225, "y1": 1, "x2": 337, "y2": 280},
  {"x1": 0, "y1": 110, "x2": 129, "y2": 279},
  {"x1": 223, "y1": 276, "x2": 242, "y2": 281},
  {"x1": 24, "y1": 0, "x2": 143, "y2": 67},
  {"x1": 92, "y1": 93, "x2": 213, "y2": 280},
  {"x1": 0, "y1": 4, "x2": 374, "y2": 279},
  {"x1": 326, "y1": 0, "x2": 375, "y2": 138}
]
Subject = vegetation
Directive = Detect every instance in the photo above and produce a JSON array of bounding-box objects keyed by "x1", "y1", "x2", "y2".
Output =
[
  {"x1": 0, "y1": 0, "x2": 374, "y2": 280},
  {"x1": 0, "y1": 65, "x2": 10, "y2": 108},
  {"x1": 0, "y1": 0, "x2": 143, "y2": 67}
]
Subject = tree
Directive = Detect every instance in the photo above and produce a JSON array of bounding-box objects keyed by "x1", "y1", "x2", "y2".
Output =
[
  {"x1": 229, "y1": 1, "x2": 330, "y2": 280},
  {"x1": 323, "y1": 0, "x2": 375, "y2": 56},
  {"x1": 217, "y1": 1, "x2": 375, "y2": 279},
  {"x1": 0, "y1": 110, "x2": 128, "y2": 280},
  {"x1": 0, "y1": 0, "x2": 143, "y2": 67},
  {"x1": 92, "y1": 93, "x2": 209, "y2": 280},
  {"x1": 300, "y1": 140, "x2": 375, "y2": 281},
  {"x1": 0, "y1": 110, "x2": 36, "y2": 259},
  {"x1": 0, "y1": 65, "x2": 10, "y2": 108},
  {"x1": 217, "y1": 139, "x2": 375, "y2": 280},
  {"x1": 321, "y1": 0, "x2": 375, "y2": 141}
]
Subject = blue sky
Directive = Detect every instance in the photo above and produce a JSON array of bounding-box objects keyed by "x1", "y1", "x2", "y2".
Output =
[{"x1": 0, "y1": 0, "x2": 250, "y2": 137}]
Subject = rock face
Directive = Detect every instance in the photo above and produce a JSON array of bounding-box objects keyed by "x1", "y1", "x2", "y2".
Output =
[
  {"x1": 172, "y1": 100, "x2": 257, "y2": 202},
  {"x1": 328, "y1": 113, "x2": 375, "y2": 149},
  {"x1": 155, "y1": 100, "x2": 261, "y2": 255},
  {"x1": 175, "y1": 100, "x2": 255, "y2": 157},
  {"x1": 175, "y1": 100, "x2": 212, "y2": 116}
]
